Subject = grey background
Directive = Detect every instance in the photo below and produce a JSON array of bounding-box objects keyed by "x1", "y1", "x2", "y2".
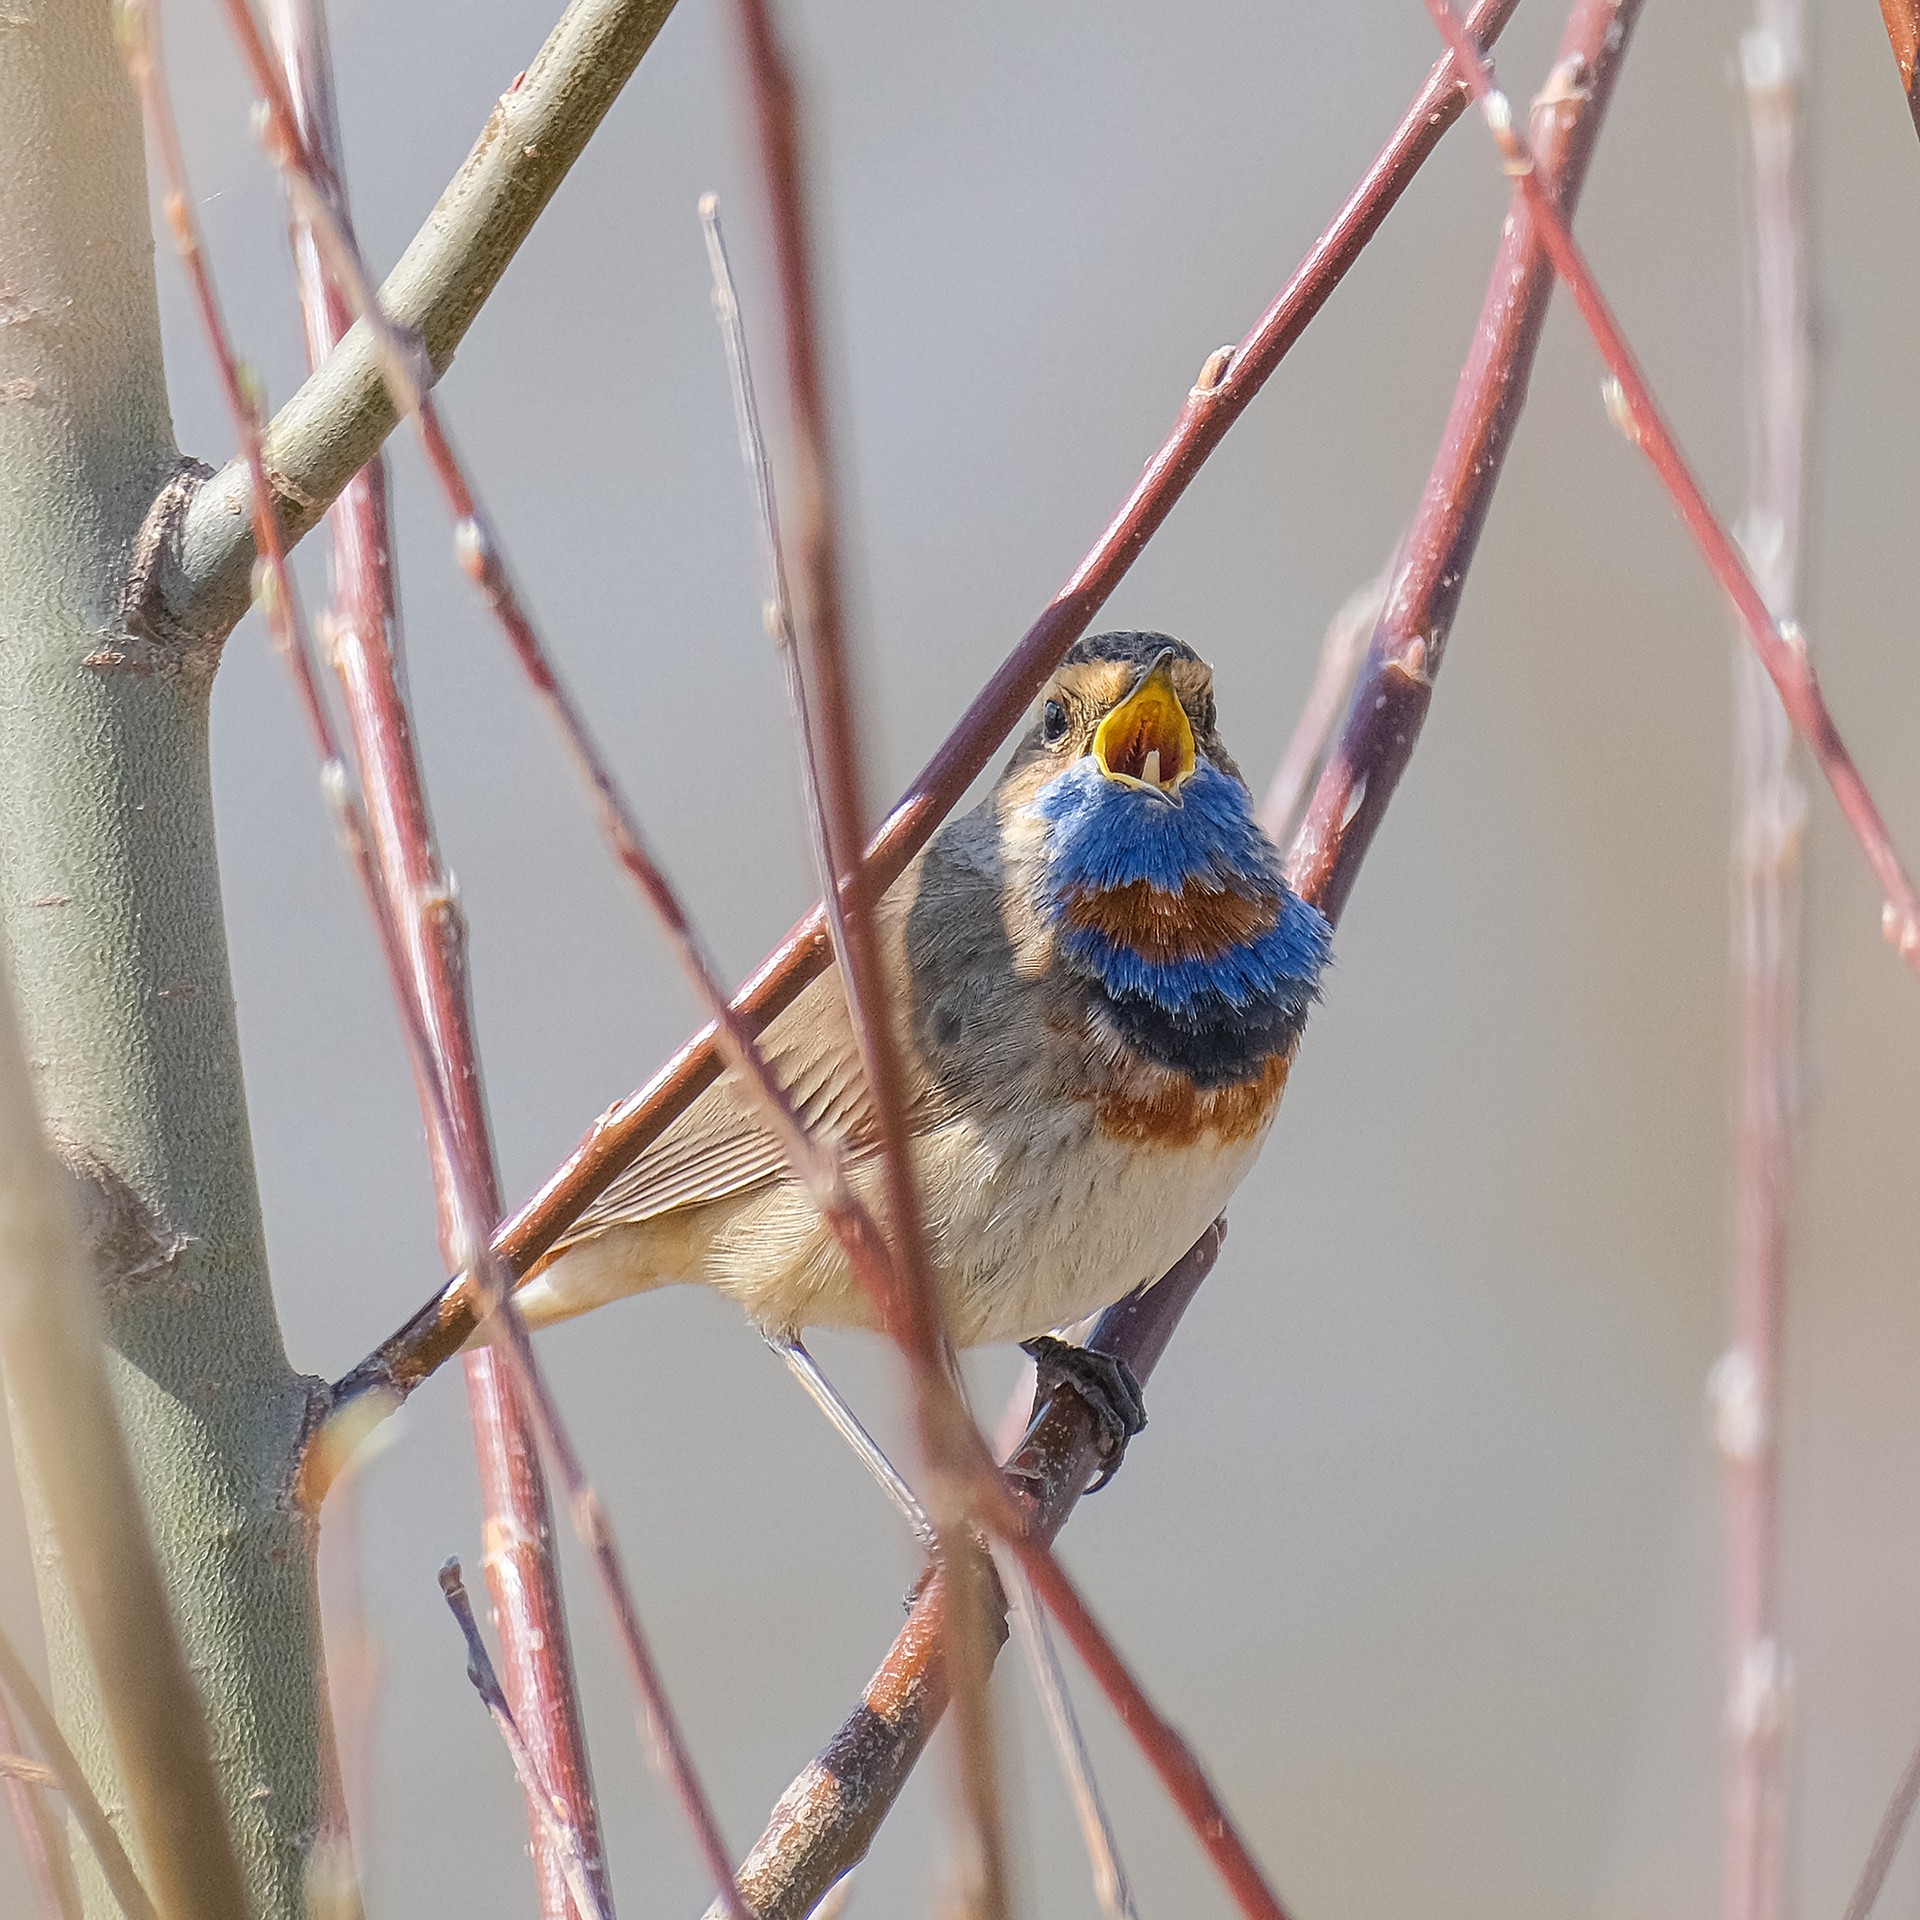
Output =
[{"x1": 6, "y1": 0, "x2": 1920, "y2": 1914}]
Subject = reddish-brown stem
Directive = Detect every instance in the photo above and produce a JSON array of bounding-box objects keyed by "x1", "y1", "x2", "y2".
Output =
[
  {"x1": 272, "y1": 5, "x2": 1279, "y2": 1906},
  {"x1": 727, "y1": 2, "x2": 1010, "y2": 1910},
  {"x1": 700, "y1": 1225, "x2": 1227, "y2": 1920},
  {"x1": 261, "y1": 4, "x2": 608, "y2": 1914},
  {"x1": 337, "y1": 0, "x2": 1526, "y2": 1411},
  {"x1": 138, "y1": 10, "x2": 749, "y2": 1913},
  {"x1": 225, "y1": 0, "x2": 914, "y2": 1337},
  {"x1": 1291, "y1": 0, "x2": 1640, "y2": 914},
  {"x1": 704, "y1": 1, "x2": 1645, "y2": 1905},
  {"x1": 995, "y1": 1528, "x2": 1289, "y2": 1920},
  {"x1": 1419, "y1": 0, "x2": 1920, "y2": 969},
  {"x1": 1877, "y1": 1, "x2": 1920, "y2": 137}
]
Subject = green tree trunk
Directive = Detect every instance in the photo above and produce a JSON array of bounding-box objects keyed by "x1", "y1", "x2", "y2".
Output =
[{"x1": 0, "y1": 1, "x2": 342, "y2": 1913}]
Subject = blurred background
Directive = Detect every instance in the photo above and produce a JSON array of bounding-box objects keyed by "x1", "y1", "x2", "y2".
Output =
[{"x1": 7, "y1": 0, "x2": 1920, "y2": 1913}]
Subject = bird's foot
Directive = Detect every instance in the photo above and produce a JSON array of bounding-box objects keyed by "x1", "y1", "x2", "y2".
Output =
[{"x1": 1019, "y1": 1337, "x2": 1147, "y2": 1494}]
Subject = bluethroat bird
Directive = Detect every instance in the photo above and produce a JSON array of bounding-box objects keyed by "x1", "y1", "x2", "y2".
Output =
[{"x1": 511, "y1": 632, "x2": 1330, "y2": 1466}]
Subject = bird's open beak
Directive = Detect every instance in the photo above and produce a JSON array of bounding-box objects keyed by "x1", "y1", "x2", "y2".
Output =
[{"x1": 1092, "y1": 658, "x2": 1196, "y2": 798}]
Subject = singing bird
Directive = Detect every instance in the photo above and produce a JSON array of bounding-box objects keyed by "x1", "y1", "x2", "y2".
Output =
[{"x1": 511, "y1": 631, "x2": 1330, "y2": 1441}]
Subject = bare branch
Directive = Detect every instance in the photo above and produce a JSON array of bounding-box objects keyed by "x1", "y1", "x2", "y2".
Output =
[
  {"x1": 438, "y1": 1564, "x2": 613, "y2": 1920},
  {"x1": 146, "y1": 0, "x2": 681, "y2": 649},
  {"x1": 1875, "y1": 1, "x2": 1920, "y2": 139},
  {"x1": 708, "y1": 0, "x2": 1647, "y2": 1900},
  {"x1": 125, "y1": 9, "x2": 743, "y2": 1912},
  {"x1": 723, "y1": 1, "x2": 1011, "y2": 1907},
  {"x1": 1419, "y1": 0, "x2": 1920, "y2": 966},
  {"x1": 697, "y1": 199, "x2": 827, "y2": 877},
  {"x1": 261, "y1": 2, "x2": 610, "y2": 1911},
  {"x1": 999, "y1": 1555, "x2": 1141, "y2": 1920},
  {"x1": 703, "y1": 1225, "x2": 1227, "y2": 1920},
  {"x1": 337, "y1": 0, "x2": 1527, "y2": 1413}
]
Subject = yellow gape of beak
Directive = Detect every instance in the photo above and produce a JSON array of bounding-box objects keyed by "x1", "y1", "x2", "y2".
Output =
[{"x1": 1092, "y1": 660, "x2": 1197, "y2": 798}]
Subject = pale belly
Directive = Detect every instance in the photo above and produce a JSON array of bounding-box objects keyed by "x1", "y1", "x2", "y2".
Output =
[
  {"x1": 517, "y1": 1104, "x2": 1272, "y2": 1348},
  {"x1": 927, "y1": 1113, "x2": 1266, "y2": 1346},
  {"x1": 687, "y1": 1102, "x2": 1271, "y2": 1347}
]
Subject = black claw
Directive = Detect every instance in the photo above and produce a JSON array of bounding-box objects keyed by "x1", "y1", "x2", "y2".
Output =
[{"x1": 1021, "y1": 1336, "x2": 1148, "y2": 1493}]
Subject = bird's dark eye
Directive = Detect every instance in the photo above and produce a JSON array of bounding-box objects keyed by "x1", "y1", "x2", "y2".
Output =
[{"x1": 1041, "y1": 699, "x2": 1068, "y2": 745}]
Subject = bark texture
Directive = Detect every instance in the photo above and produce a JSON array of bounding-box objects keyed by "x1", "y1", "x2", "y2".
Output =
[{"x1": 0, "y1": 1, "x2": 342, "y2": 1913}]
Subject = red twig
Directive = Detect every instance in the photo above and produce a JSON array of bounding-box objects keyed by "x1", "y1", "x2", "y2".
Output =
[
  {"x1": 223, "y1": 0, "x2": 921, "y2": 1352},
  {"x1": 1876, "y1": 1, "x2": 1920, "y2": 139},
  {"x1": 131, "y1": 12, "x2": 749, "y2": 1914},
  {"x1": 996, "y1": 1528, "x2": 1288, "y2": 1920},
  {"x1": 260, "y1": 3, "x2": 608, "y2": 1914},
  {"x1": 338, "y1": 0, "x2": 1527, "y2": 1409},
  {"x1": 725, "y1": 2, "x2": 1012, "y2": 1909},
  {"x1": 706, "y1": 0, "x2": 1646, "y2": 1904},
  {"x1": 1418, "y1": 0, "x2": 1920, "y2": 971},
  {"x1": 1716, "y1": 8, "x2": 1809, "y2": 1918},
  {"x1": 700, "y1": 1226, "x2": 1228, "y2": 1920}
]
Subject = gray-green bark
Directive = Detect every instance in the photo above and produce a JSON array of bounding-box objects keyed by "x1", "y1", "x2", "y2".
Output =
[
  {"x1": 0, "y1": 1, "x2": 341, "y2": 1914},
  {"x1": 147, "y1": 0, "x2": 679, "y2": 653}
]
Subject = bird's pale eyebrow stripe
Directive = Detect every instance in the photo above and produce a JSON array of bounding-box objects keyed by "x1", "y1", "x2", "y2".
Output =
[{"x1": 1062, "y1": 879, "x2": 1278, "y2": 963}]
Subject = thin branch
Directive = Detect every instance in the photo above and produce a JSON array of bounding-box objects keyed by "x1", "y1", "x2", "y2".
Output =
[
  {"x1": 1875, "y1": 1, "x2": 1920, "y2": 140},
  {"x1": 122, "y1": 14, "x2": 748, "y2": 1915},
  {"x1": 211, "y1": 0, "x2": 914, "y2": 1369},
  {"x1": 0, "y1": 1680, "x2": 83, "y2": 1920},
  {"x1": 338, "y1": 0, "x2": 1527, "y2": 1413},
  {"x1": 709, "y1": 0, "x2": 1647, "y2": 1901},
  {"x1": 216, "y1": 46, "x2": 1243, "y2": 1920},
  {"x1": 1259, "y1": 563, "x2": 1389, "y2": 843},
  {"x1": 143, "y1": 0, "x2": 681, "y2": 648},
  {"x1": 438, "y1": 1564, "x2": 613, "y2": 1920},
  {"x1": 240, "y1": 16, "x2": 1275, "y2": 1909},
  {"x1": 998, "y1": 1555, "x2": 1141, "y2": 1920},
  {"x1": 1290, "y1": 0, "x2": 1641, "y2": 914},
  {"x1": 1717, "y1": 7, "x2": 1809, "y2": 1919},
  {"x1": 260, "y1": 3, "x2": 609, "y2": 1913},
  {"x1": 701, "y1": 1225, "x2": 1227, "y2": 1920},
  {"x1": 1841, "y1": 1730, "x2": 1920, "y2": 1920},
  {"x1": 0, "y1": 1620, "x2": 159, "y2": 1920},
  {"x1": 991, "y1": 1522, "x2": 1287, "y2": 1920},
  {"x1": 698, "y1": 198, "x2": 831, "y2": 883},
  {"x1": 1418, "y1": 0, "x2": 1920, "y2": 968},
  {"x1": 723, "y1": 3, "x2": 1011, "y2": 1911}
]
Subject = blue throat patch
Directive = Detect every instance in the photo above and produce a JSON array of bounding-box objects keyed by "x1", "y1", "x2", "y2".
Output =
[{"x1": 1029, "y1": 759, "x2": 1332, "y2": 1087}]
